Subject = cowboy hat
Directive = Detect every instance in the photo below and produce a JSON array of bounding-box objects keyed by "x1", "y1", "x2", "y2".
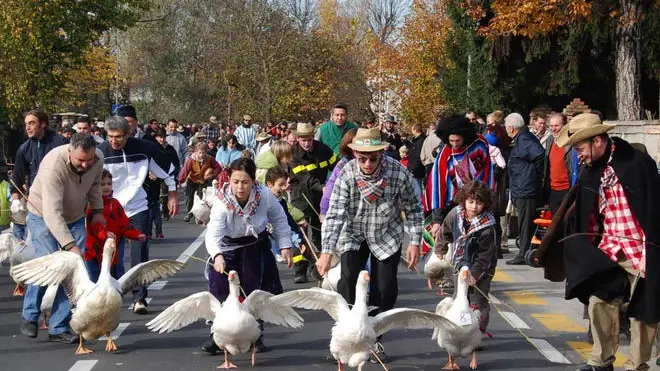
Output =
[
  {"x1": 256, "y1": 131, "x2": 271, "y2": 142},
  {"x1": 348, "y1": 128, "x2": 389, "y2": 152},
  {"x1": 556, "y1": 112, "x2": 616, "y2": 147},
  {"x1": 293, "y1": 122, "x2": 315, "y2": 137}
]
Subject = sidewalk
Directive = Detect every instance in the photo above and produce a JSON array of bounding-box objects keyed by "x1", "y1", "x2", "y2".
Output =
[{"x1": 492, "y1": 242, "x2": 660, "y2": 371}]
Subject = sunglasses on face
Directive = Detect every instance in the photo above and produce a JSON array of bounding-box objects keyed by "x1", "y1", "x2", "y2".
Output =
[{"x1": 356, "y1": 154, "x2": 381, "y2": 164}]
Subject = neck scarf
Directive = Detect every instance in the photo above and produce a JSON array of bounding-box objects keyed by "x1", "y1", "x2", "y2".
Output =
[
  {"x1": 217, "y1": 183, "x2": 262, "y2": 237},
  {"x1": 354, "y1": 157, "x2": 389, "y2": 203},
  {"x1": 191, "y1": 152, "x2": 205, "y2": 163},
  {"x1": 451, "y1": 205, "x2": 496, "y2": 265}
]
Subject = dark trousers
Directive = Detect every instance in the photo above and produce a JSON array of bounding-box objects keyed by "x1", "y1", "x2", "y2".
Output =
[
  {"x1": 514, "y1": 198, "x2": 537, "y2": 258},
  {"x1": 129, "y1": 210, "x2": 150, "y2": 302},
  {"x1": 160, "y1": 182, "x2": 170, "y2": 217},
  {"x1": 337, "y1": 242, "x2": 401, "y2": 316},
  {"x1": 548, "y1": 189, "x2": 569, "y2": 215},
  {"x1": 148, "y1": 202, "x2": 163, "y2": 235},
  {"x1": 208, "y1": 238, "x2": 283, "y2": 302},
  {"x1": 493, "y1": 215, "x2": 502, "y2": 250}
]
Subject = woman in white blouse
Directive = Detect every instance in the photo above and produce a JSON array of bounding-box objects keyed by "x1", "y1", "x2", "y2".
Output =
[{"x1": 203, "y1": 158, "x2": 294, "y2": 354}]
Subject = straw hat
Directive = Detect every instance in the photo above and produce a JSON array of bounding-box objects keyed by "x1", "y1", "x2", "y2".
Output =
[
  {"x1": 348, "y1": 128, "x2": 389, "y2": 152},
  {"x1": 243, "y1": 114, "x2": 252, "y2": 121},
  {"x1": 256, "y1": 131, "x2": 271, "y2": 142},
  {"x1": 556, "y1": 113, "x2": 615, "y2": 147},
  {"x1": 292, "y1": 122, "x2": 315, "y2": 137}
]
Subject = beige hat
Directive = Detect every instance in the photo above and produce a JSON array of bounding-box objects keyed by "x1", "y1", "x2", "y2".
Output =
[
  {"x1": 243, "y1": 114, "x2": 252, "y2": 121},
  {"x1": 556, "y1": 113, "x2": 615, "y2": 147},
  {"x1": 293, "y1": 122, "x2": 315, "y2": 137},
  {"x1": 348, "y1": 128, "x2": 389, "y2": 152},
  {"x1": 256, "y1": 131, "x2": 271, "y2": 142}
]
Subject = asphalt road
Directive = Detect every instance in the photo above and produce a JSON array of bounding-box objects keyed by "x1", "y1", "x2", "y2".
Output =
[{"x1": 0, "y1": 216, "x2": 655, "y2": 371}]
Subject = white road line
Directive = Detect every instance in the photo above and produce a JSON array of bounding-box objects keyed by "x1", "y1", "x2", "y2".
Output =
[
  {"x1": 489, "y1": 294, "x2": 501, "y2": 304},
  {"x1": 500, "y1": 311, "x2": 531, "y2": 329},
  {"x1": 177, "y1": 229, "x2": 207, "y2": 263},
  {"x1": 528, "y1": 338, "x2": 572, "y2": 364},
  {"x1": 148, "y1": 280, "x2": 168, "y2": 290},
  {"x1": 99, "y1": 322, "x2": 130, "y2": 340},
  {"x1": 68, "y1": 360, "x2": 98, "y2": 371}
]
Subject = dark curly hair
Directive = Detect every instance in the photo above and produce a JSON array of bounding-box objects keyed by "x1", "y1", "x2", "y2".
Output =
[
  {"x1": 435, "y1": 114, "x2": 477, "y2": 146},
  {"x1": 453, "y1": 180, "x2": 493, "y2": 211}
]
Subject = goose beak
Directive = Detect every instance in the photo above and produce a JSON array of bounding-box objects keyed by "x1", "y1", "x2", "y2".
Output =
[
  {"x1": 461, "y1": 269, "x2": 469, "y2": 281},
  {"x1": 361, "y1": 271, "x2": 370, "y2": 282},
  {"x1": 228, "y1": 271, "x2": 235, "y2": 280}
]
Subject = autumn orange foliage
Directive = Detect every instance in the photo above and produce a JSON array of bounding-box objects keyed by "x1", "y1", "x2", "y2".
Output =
[{"x1": 462, "y1": 0, "x2": 592, "y2": 38}]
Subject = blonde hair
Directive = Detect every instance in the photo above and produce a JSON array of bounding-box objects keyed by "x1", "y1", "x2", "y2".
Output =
[{"x1": 270, "y1": 140, "x2": 293, "y2": 161}]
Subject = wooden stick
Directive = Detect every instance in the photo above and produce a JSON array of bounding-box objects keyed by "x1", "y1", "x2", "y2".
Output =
[{"x1": 299, "y1": 228, "x2": 320, "y2": 262}]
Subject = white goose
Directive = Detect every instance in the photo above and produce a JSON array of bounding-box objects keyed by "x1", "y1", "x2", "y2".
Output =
[
  {"x1": 432, "y1": 266, "x2": 482, "y2": 370},
  {"x1": 11, "y1": 238, "x2": 185, "y2": 354},
  {"x1": 271, "y1": 270, "x2": 459, "y2": 371},
  {"x1": 147, "y1": 270, "x2": 303, "y2": 369},
  {"x1": 424, "y1": 243, "x2": 454, "y2": 291},
  {"x1": 0, "y1": 233, "x2": 35, "y2": 296}
]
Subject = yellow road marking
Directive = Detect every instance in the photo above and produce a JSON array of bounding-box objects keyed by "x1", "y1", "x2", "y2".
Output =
[
  {"x1": 532, "y1": 313, "x2": 587, "y2": 332},
  {"x1": 493, "y1": 267, "x2": 515, "y2": 282},
  {"x1": 567, "y1": 341, "x2": 628, "y2": 368},
  {"x1": 504, "y1": 290, "x2": 548, "y2": 306}
]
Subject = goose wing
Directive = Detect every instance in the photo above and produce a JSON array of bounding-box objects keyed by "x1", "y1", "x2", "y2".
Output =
[
  {"x1": 118, "y1": 259, "x2": 185, "y2": 296},
  {"x1": 243, "y1": 290, "x2": 303, "y2": 329},
  {"x1": 11, "y1": 251, "x2": 92, "y2": 306},
  {"x1": 270, "y1": 288, "x2": 349, "y2": 322},
  {"x1": 372, "y1": 308, "x2": 459, "y2": 338},
  {"x1": 146, "y1": 292, "x2": 221, "y2": 333}
]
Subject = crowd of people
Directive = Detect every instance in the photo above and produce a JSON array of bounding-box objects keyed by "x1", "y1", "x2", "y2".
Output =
[{"x1": 0, "y1": 102, "x2": 658, "y2": 371}]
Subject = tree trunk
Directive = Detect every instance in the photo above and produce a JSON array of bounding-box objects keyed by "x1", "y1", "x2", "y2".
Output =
[{"x1": 615, "y1": 0, "x2": 643, "y2": 120}]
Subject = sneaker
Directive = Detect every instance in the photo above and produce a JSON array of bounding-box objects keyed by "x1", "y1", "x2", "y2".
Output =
[
  {"x1": 20, "y1": 319, "x2": 38, "y2": 338},
  {"x1": 369, "y1": 341, "x2": 388, "y2": 364},
  {"x1": 49, "y1": 331, "x2": 79, "y2": 344},
  {"x1": 275, "y1": 254, "x2": 285, "y2": 263},
  {"x1": 201, "y1": 336, "x2": 220, "y2": 354},
  {"x1": 133, "y1": 300, "x2": 148, "y2": 315},
  {"x1": 184, "y1": 214, "x2": 193, "y2": 223},
  {"x1": 156, "y1": 233, "x2": 164, "y2": 239}
]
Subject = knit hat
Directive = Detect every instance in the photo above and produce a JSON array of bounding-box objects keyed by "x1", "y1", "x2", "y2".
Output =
[{"x1": 115, "y1": 105, "x2": 137, "y2": 119}]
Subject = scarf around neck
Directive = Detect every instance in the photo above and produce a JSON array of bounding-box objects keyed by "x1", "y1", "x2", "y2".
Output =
[
  {"x1": 217, "y1": 183, "x2": 262, "y2": 237},
  {"x1": 451, "y1": 205, "x2": 496, "y2": 265},
  {"x1": 354, "y1": 157, "x2": 389, "y2": 203}
]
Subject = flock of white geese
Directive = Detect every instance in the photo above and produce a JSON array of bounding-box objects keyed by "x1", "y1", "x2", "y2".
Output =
[{"x1": 1, "y1": 233, "x2": 483, "y2": 370}]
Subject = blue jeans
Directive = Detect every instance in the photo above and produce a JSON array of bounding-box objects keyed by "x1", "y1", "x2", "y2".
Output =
[
  {"x1": 129, "y1": 210, "x2": 150, "y2": 303},
  {"x1": 22, "y1": 212, "x2": 85, "y2": 335},
  {"x1": 12, "y1": 223, "x2": 27, "y2": 241}
]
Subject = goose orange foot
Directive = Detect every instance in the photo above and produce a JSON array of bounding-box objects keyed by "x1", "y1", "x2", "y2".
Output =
[
  {"x1": 105, "y1": 335, "x2": 118, "y2": 352},
  {"x1": 13, "y1": 283, "x2": 25, "y2": 296},
  {"x1": 442, "y1": 356, "x2": 461, "y2": 370},
  {"x1": 75, "y1": 337, "x2": 93, "y2": 355},
  {"x1": 217, "y1": 350, "x2": 238, "y2": 369},
  {"x1": 469, "y1": 351, "x2": 478, "y2": 369}
]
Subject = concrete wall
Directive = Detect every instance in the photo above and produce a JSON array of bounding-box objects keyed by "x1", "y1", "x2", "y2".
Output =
[{"x1": 608, "y1": 120, "x2": 660, "y2": 163}]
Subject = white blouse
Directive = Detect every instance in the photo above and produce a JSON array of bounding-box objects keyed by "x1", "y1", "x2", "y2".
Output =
[{"x1": 205, "y1": 185, "x2": 293, "y2": 256}]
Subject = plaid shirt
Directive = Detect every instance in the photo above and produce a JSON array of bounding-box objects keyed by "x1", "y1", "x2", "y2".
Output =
[
  {"x1": 588, "y1": 156, "x2": 645, "y2": 269},
  {"x1": 322, "y1": 156, "x2": 424, "y2": 260},
  {"x1": 202, "y1": 125, "x2": 221, "y2": 142}
]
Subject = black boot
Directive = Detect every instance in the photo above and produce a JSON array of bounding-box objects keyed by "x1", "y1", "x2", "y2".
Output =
[
  {"x1": 201, "y1": 334, "x2": 220, "y2": 354},
  {"x1": 293, "y1": 260, "x2": 309, "y2": 284},
  {"x1": 254, "y1": 336, "x2": 269, "y2": 353}
]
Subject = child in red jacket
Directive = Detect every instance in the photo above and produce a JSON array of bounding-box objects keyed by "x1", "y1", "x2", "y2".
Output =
[{"x1": 85, "y1": 170, "x2": 145, "y2": 281}]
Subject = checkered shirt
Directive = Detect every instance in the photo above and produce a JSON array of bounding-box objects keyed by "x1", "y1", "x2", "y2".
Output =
[
  {"x1": 202, "y1": 125, "x2": 221, "y2": 142},
  {"x1": 588, "y1": 163, "x2": 645, "y2": 269},
  {"x1": 322, "y1": 156, "x2": 424, "y2": 260}
]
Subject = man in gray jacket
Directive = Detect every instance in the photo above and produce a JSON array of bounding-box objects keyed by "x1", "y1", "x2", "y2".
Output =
[{"x1": 166, "y1": 119, "x2": 189, "y2": 166}]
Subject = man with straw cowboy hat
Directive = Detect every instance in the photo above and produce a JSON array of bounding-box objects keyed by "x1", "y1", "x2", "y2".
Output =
[
  {"x1": 289, "y1": 122, "x2": 337, "y2": 283},
  {"x1": 317, "y1": 127, "x2": 423, "y2": 363},
  {"x1": 542, "y1": 112, "x2": 660, "y2": 371}
]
